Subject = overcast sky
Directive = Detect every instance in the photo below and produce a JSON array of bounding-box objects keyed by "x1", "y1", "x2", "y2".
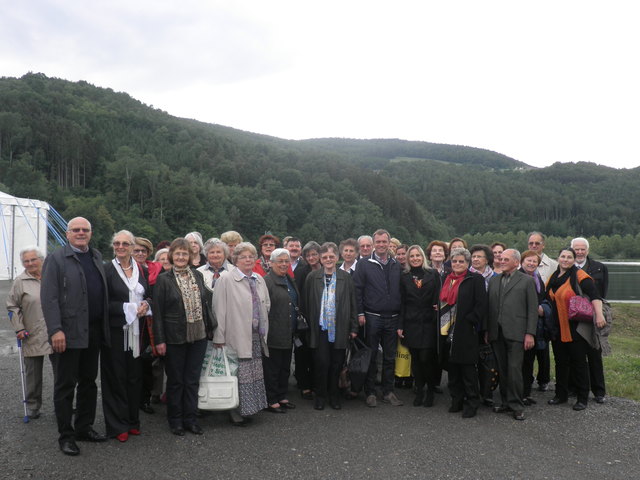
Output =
[{"x1": 2, "y1": 1, "x2": 638, "y2": 169}]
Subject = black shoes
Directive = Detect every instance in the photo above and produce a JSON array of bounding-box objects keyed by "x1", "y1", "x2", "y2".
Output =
[
  {"x1": 413, "y1": 393, "x2": 424, "y2": 407},
  {"x1": 300, "y1": 390, "x2": 314, "y2": 400},
  {"x1": 548, "y1": 397, "x2": 567, "y2": 405},
  {"x1": 185, "y1": 424, "x2": 204, "y2": 435},
  {"x1": 280, "y1": 402, "x2": 296, "y2": 409},
  {"x1": 423, "y1": 390, "x2": 435, "y2": 408},
  {"x1": 448, "y1": 402, "x2": 463, "y2": 413},
  {"x1": 314, "y1": 398, "x2": 325, "y2": 410},
  {"x1": 538, "y1": 383, "x2": 549, "y2": 392},
  {"x1": 595, "y1": 396, "x2": 606, "y2": 404},
  {"x1": 493, "y1": 405, "x2": 512, "y2": 414},
  {"x1": 59, "y1": 440, "x2": 80, "y2": 456},
  {"x1": 523, "y1": 397, "x2": 537, "y2": 406},
  {"x1": 482, "y1": 398, "x2": 494, "y2": 407},
  {"x1": 461, "y1": 406, "x2": 477, "y2": 418},
  {"x1": 573, "y1": 402, "x2": 587, "y2": 411},
  {"x1": 171, "y1": 427, "x2": 185, "y2": 436},
  {"x1": 76, "y1": 429, "x2": 107, "y2": 442},
  {"x1": 140, "y1": 403, "x2": 155, "y2": 414},
  {"x1": 513, "y1": 411, "x2": 526, "y2": 421},
  {"x1": 266, "y1": 405, "x2": 286, "y2": 414}
]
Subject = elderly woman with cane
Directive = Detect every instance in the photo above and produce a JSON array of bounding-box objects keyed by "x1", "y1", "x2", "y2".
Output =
[{"x1": 7, "y1": 246, "x2": 53, "y2": 420}]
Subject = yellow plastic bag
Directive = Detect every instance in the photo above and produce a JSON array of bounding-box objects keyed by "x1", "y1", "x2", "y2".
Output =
[{"x1": 394, "y1": 340, "x2": 412, "y2": 377}]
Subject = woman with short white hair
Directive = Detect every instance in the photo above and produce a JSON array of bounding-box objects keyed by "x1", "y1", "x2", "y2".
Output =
[{"x1": 6, "y1": 246, "x2": 53, "y2": 419}]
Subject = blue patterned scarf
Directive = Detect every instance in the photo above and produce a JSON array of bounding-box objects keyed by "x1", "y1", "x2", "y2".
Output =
[{"x1": 319, "y1": 271, "x2": 337, "y2": 342}]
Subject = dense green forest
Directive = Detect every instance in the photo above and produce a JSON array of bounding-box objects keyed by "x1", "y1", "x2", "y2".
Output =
[{"x1": 1, "y1": 73, "x2": 639, "y2": 257}]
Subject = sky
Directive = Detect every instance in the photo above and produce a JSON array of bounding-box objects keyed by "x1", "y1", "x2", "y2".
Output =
[{"x1": 2, "y1": 0, "x2": 639, "y2": 169}]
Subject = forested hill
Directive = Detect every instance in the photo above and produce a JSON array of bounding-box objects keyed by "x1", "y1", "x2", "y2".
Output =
[
  {"x1": 299, "y1": 138, "x2": 529, "y2": 170},
  {"x1": 1, "y1": 73, "x2": 638, "y2": 252}
]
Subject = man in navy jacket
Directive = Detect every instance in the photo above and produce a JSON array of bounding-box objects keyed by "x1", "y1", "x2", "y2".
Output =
[{"x1": 353, "y1": 229, "x2": 402, "y2": 407}]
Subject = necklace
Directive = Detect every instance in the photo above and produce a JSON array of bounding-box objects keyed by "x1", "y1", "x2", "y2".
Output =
[{"x1": 117, "y1": 259, "x2": 133, "y2": 271}]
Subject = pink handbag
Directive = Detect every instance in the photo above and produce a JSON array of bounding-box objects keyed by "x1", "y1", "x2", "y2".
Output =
[{"x1": 568, "y1": 295, "x2": 594, "y2": 322}]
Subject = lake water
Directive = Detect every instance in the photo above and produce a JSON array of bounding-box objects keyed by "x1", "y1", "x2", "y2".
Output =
[{"x1": 605, "y1": 262, "x2": 640, "y2": 302}]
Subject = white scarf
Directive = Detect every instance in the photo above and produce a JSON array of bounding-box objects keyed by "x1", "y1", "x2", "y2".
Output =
[{"x1": 112, "y1": 258, "x2": 145, "y2": 358}]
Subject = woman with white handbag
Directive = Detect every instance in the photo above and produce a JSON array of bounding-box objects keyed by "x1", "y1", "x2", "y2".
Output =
[{"x1": 213, "y1": 242, "x2": 270, "y2": 423}]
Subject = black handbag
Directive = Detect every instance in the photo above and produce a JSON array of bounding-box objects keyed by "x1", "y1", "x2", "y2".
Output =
[
  {"x1": 295, "y1": 306, "x2": 309, "y2": 332},
  {"x1": 478, "y1": 343, "x2": 499, "y2": 398},
  {"x1": 347, "y1": 337, "x2": 372, "y2": 393}
]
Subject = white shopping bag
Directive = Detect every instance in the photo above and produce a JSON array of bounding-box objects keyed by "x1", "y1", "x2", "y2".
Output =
[{"x1": 198, "y1": 346, "x2": 239, "y2": 411}]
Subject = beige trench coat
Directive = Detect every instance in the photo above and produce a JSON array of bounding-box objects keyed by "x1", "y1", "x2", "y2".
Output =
[
  {"x1": 6, "y1": 271, "x2": 53, "y2": 357},
  {"x1": 212, "y1": 267, "x2": 270, "y2": 359}
]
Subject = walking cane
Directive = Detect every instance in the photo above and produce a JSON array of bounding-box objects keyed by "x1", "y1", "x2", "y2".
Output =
[{"x1": 9, "y1": 311, "x2": 30, "y2": 423}]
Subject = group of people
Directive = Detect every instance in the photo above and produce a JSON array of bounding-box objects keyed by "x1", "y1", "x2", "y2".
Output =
[{"x1": 6, "y1": 219, "x2": 610, "y2": 456}]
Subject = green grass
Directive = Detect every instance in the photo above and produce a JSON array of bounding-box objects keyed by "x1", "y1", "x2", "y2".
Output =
[{"x1": 604, "y1": 303, "x2": 640, "y2": 400}]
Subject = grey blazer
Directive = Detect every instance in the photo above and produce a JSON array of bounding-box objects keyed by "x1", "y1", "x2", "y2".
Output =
[{"x1": 487, "y1": 270, "x2": 538, "y2": 343}]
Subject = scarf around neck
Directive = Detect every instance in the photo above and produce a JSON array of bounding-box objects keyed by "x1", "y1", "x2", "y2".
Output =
[
  {"x1": 112, "y1": 258, "x2": 144, "y2": 357},
  {"x1": 440, "y1": 270, "x2": 466, "y2": 306},
  {"x1": 319, "y1": 271, "x2": 337, "y2": 343}
]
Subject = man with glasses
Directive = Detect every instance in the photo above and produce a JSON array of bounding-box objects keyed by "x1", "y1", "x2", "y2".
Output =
[
  {"x1": 527, "y1": 231, "x2": 558, "y2": 283},
  {"x1": 41, "y1": 217, "x2": 110, "y2": 456}
]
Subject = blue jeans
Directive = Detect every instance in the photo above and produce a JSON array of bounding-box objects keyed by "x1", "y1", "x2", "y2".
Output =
[{"x1": 364, "y1": 314, "x2": 399, "y2": 396}]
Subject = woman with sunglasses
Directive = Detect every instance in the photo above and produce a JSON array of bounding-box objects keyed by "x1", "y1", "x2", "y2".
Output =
[{"x1": 101, "y1": 230, "x2": 151, "y2": 442}]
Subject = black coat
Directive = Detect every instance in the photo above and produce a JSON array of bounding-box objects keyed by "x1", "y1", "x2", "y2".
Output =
[
  {"x1": 264, "y1": 272, "x2": 299, "y2": 349},
  {"x1": 444, "y1": 271, "x2": 487, "y2": 365},
  {"x1": 303, "y1": 269, "x2": 358, "y2": 350},
  {"x1": 583, "y1": 256, "x2": 608, "y2": 298},
  {"x1": 152, "y1": 269, "x2": 215, "y2": 345},
  {"x1": 104, "y1": 262, "x2": 150, "y2": 328},
  {"x1": 41, "y1": 244, "x2": 110, "y2": 348},
  {"x1": 398, "y1": 268, "x2": 440, "y2": 349}
]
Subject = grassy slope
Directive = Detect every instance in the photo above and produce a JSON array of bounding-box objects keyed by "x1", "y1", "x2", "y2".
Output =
[{"x1": 605, "y1": 304, "x2": 640, "y2": 400}]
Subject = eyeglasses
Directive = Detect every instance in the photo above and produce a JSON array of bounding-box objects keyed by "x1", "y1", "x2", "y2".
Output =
[
  {"x1": 69, "y1": 228, "x2": 91, "y2": 233},
  {"x1": 262, "y1": 243, "x2": 276, "y2": 248},
  {"x1": 451, "y1": 259, "x2": 467, "y2": 264},
  {"x1": 133, "y1": 248, "x2": 147, "y2": 254},
  {"x1": 113, "y1": 241, "x2": 131, "y2": 247}
]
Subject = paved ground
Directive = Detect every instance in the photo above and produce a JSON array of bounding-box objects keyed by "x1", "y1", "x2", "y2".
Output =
[{"x1": 1, "y1": 280, "x2": 639, "y2": 480}]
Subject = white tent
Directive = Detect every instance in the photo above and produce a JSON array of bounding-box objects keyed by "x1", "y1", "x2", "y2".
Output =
[{"x1": 0, "y1": 191, "x2": 50, "y2": 280}]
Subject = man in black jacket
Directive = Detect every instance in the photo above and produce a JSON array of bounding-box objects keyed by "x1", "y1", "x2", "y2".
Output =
[
  {"x1": 353, "y1": 229, "x2": 402, "y2": 407},
  {"x1": 572, "y1": 237, "x2": 608, "y2": 403},
  {"x1": 41, "y1": 217, "x2": 109, "y2": 456}
]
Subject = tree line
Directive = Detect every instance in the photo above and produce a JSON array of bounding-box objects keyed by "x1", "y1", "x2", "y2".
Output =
[{"x1": 0, "y1": 73, "x2": 638, "y2": 258}]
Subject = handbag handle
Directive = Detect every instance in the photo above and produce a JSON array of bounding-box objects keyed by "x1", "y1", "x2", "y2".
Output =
[{"x1": 215, "y1": 345, "x2": 231, "y2": 376}]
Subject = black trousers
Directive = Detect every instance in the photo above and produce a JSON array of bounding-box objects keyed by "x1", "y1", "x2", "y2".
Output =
[
  {"x1": 312, "y1": 331, "x2": 346, "y2": 402},
  {"x1": 492, "y1": 328, "x2": 525, "y2": 412},
  {"x1": 587, "y1": 346, "x2": 606, "y2": 397},
  {"x1": 294, "y1": 337, "x2": 314, "y2": 391},
  {"x1": 552, "y1": 333, "x2": 590, "y2": 405},
  {"x1": 447, "y1": 362, "x2": 480, "y2": 410},
  {"x1": 522, "y1": 342, "x2": 550, "y2": 396},
  {"x1": 534, "y1": 344, "x2": 551, "y2": 385},
  {"x1": 263, "y1": 347, "x2": 293, "y2": 405},
  {"x1": 53, "y1": 333, "x2": 101, "y2": 442},
  {"x1": 164, "y1": 339, "x2": 207, "y2": 429},
  {"x1": 101, "y1": 326, "x2": 142, "y2": 436},
  {"x1": 408, "y1": 347, "x2": 439, "y2": 392}
]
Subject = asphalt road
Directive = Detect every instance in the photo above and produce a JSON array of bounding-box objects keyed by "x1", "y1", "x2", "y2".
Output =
[{"x1": 1, "y1": 280, "x2": 639, "y2": 480}]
